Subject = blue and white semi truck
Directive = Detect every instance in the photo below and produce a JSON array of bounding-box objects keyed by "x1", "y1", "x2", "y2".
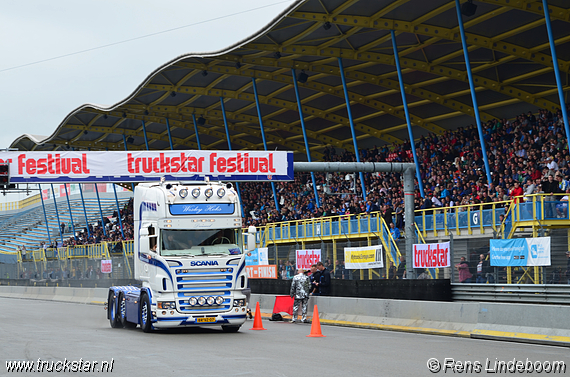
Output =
[{"x1": 107, "y1": 180, "x2": 254, "y2": 333}]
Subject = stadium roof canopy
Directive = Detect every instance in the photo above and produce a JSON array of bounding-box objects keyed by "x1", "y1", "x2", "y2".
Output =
[{"x1": 9, "y1": 0, "x2": 570, "y2": 161}]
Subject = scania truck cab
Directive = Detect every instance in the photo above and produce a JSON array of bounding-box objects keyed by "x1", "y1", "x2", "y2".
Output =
[{"x1": 107, "y1": 179, "x2": 254, "y2": 333}]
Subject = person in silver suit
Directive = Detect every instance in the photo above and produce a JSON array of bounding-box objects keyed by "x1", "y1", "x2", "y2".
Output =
[{"x1": 290, "y1": 268, "x2": 311, "y2": 323}]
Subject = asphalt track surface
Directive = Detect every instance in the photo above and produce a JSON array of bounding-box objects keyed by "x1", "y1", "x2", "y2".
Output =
[{"x1": 1, "y1": 297, "x2": 569, "y2": 376}]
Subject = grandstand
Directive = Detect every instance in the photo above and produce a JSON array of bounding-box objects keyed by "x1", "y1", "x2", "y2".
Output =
[
  {"x1": 2, "y1": 0, "x2": 570, "y2": 285},
  {"x1": 0, "y1": 191, "x2": 132, "y2": 259}
]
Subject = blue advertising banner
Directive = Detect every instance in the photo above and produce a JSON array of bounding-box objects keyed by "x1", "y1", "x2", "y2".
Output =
[
  {"x1": 245, "y1": 247, "x2": 268, "y2": 266},
  {"x1": 490, "y1": 237, "x2": 551, "y2": 267}
]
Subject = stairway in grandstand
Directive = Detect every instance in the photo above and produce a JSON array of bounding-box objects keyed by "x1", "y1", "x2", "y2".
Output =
[{"x1": 0, "y1": 194, "x2": 132, "y2": 254}]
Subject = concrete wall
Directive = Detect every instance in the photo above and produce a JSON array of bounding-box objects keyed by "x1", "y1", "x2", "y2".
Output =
[{"x1": 0, "y1": 286, "x2": 568, "y2": 346}]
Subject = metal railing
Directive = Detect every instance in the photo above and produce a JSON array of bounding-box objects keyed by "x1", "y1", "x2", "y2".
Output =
[{"x1": 452, "y1": 283, "x2": 570, "y2": 305}]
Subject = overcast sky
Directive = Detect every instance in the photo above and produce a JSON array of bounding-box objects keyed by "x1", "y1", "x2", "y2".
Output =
[{"x1": 0, "y1": 0, "x2": 296, "y2": 150}]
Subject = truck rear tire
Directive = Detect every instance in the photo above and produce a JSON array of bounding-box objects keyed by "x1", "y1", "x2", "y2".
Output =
[
  {"x1": 140, "y1": 293, "x2": 153, "y2": 333},
  {"x1": 108, "y1": 291, "x2": 121, "y2": 328},
  {"x1": 119, "y1": 292, "x2": 137, "y2": 329},
  {"x1": 222, "y1": 325, "x2": 241, "y2": 333}
]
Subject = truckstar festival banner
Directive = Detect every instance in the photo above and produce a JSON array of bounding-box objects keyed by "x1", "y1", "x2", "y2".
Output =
[
  {"x1": 0, "y1": 150, "x2": 293, "y2": 183},
  {"x1": 490, "y1": 237, "x2": 551, "y2": 267},
  {"x1": 295, "y1": 249, "x2": 321, "y2": 269},
  {"x1": 413, "y1": 242, "x2": 451, "y2": 268},
  {"x1": 344, "y1": 246, "x2": 383, "y2": 269}
]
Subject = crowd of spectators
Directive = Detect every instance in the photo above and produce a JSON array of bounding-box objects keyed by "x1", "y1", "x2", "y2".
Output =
[
  {"x1": 21, "y1": 106, "x2": 570, "y2": 253},
  {"x1": 241, "y1": 106, "x2": 570, "y2": 228},
  {"x1": 27, "y1": 198, "x2": 134, "y2": 253}
]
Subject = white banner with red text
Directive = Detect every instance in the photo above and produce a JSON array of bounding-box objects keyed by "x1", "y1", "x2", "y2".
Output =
[
  {"x1": 0, "y1": 150, "x2": 293, "y2": 183},
  {"x1": 344, "y1": 246, "x2": 384, "y2": 269},
  {"x1": 413, "y1": 242, "x2": 451, "y2": 269},
  {"x1": 295, "y1": 249, "x2": 321, "y2": 270}
]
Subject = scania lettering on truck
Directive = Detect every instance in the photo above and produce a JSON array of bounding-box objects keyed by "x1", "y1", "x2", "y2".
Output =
[{"x1": 106, "y1": 180, "x2": 255, "y2": 333}]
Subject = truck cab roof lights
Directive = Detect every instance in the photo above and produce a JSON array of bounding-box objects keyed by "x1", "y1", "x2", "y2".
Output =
[
  {"x1": 217, "y1": 188, "x2": 225, "y2": 198},
  {"x1": 192, "y1": 188, "x2": 200, "y2": 198},
  {"x1": 205, "y1": 188, "x2": 214, "y2": 198},
  {"x1": 179, "y1": 188, "x2": 188, "y2": 198}
]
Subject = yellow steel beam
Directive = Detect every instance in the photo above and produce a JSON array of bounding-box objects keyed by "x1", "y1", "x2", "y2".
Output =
[
  {"x1": 170, "y1": 62, "x2": 451, "y2": 133},
  {"x1": 477, "y1": 0, "x2": 570, "y2": 22},
  {"x1": 287, "y1": 13, "x2": 567, "y2": 72},
  {"x1": 241, "y1": 43, "x2": 560, "y2": 111}
]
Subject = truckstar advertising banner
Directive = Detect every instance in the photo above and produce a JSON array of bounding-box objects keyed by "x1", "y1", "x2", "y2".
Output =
[
  {"x1": 0, "y1": 150, "x2": 293, "y2": 183},
  {"x1": 344, "y1": 246, "x2": 383, "y2": 269},
  {"x1": 295, "y1": 249, "x2": 321, "y2": 269},
  {"x1": 413, "y1": 242, "x2": 451, "y2": 268},
  {"x1": 489, "y1": 237, "x2": 551, "y2": 267}
]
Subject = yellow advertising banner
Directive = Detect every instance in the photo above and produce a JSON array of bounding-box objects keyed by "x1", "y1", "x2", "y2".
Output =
[{"x1": 344, "y1": 246, "x2": 383, "y2": 269}]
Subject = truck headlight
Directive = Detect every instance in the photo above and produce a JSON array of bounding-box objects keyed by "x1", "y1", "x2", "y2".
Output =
[
  {"x1": 215, "y1": 296, "x2": 224, "y2": 305},
  {"x1": 189, "y1": 297, "x2": 198, "y2": 306},
  {"x1": 198, "y1": 297, "x2": 206, "y2": 306},
  {"x1": 206, "y1": 296, "x2": 215, "y2": 306},
  {"x1": 157, "y1": 301, "x2": 176, "y2": 309}
]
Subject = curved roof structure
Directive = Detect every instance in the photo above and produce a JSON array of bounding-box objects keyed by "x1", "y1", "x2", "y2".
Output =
[{"x1": 10, "y1": 0, "x2": 570, "y2": 162}]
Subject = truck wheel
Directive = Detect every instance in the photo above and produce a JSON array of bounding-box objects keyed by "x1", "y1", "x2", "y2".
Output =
[
  {"x1": 140, "y1": 293, "x2": 153, "y2": 333},
  {"x1": 108, "y1": 291, "x2": 121, "y2": 328},
  {"x1": 119, "y1": 292, "x2": 136, "y2": 329},
  {"x1": 222, "y1": 325, "x2": 241, "y2": 333}
]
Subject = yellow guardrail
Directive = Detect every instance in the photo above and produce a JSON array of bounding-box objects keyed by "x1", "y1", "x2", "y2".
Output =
[{"x1": 0, "y1": 193, "x2": 41, "y2": 212}]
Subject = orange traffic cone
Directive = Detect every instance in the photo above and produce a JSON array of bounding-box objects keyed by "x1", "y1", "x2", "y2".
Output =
[
  {"x1": 249, "y1": 301, "x2": 267, "y2": 330},
  {"x1": 306, "y1": 305, "x2": 325, "y2": 337}
]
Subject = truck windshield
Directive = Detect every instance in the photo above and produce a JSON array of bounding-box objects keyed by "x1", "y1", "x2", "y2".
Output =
[{"x1": 160, "y1": 229, "x2": 241, "y2": 257}]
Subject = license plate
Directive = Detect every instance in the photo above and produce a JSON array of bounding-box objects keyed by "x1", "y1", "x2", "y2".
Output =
[{"x1": 196, "y1": 317, "x2": 216, "y2": 323}]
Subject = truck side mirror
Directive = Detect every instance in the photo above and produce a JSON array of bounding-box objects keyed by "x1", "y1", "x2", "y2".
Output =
[{"x1": 246, "y1": 225, "x2": 256, "y2": 252}]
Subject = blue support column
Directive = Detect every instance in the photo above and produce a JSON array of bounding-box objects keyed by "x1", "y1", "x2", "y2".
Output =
[
  {"x1": 390, "y1": 31, "x2": 425, "y2": 198},
  {"x1": 38, "y1": 184, "x2": 52, "y2": 246},
  {"x1": 104, "y1": 146, "x2": 125, "y2": 239},
  {"x1": 542, "y1": 0, "x2": 570, "y2": 143},
  {"x1": 122, "y1": 135, "x2": 135, "y2": 192},
  {"x1": 455, "y1": 0, "x2": 493, "y2": 185},
  {"x1": 50, "y1": 184, "x2": 64, "y2": 244},
  {"x1": 165, "y1": 118, "x2": 174, "y2": 150},
  {"x1": 192, "y1": 114, "x2": 202, "y2": 150},
  {"x1": 78, "y1": 183, "x2": 91, "y2": 239},
  {"x1": 94, "y1": 183, "x2": 107, "y2": 237},
  {"x1": 63, "y1": 183, "x2": 77, "y2": 240},
  {"x1": 291, "y1": 68, "x2": 321, "y2": 208},
  {"x1": 251, "y1": 78, "x2": 280, "y2": 212},
  {"x1": 71, "y1": 147, "x2": 91, "y2": 239},
  {"x1": 113, "y1": 184, "x2": 125, "y2": 239},
  {"x1": 337, "y1": 58, "x2": 367, "y2": 199},
  {"x1": 220, "y1": 97, "x2": 246, "y2": 218},
  {"x1": 141, "y1": 120, "x2": 150, "y2": 150}
]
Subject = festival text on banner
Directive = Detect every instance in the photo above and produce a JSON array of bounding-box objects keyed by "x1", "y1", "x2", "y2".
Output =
[{"x1": 0, "y1": 150, "x2": 294, "y2": 183}]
